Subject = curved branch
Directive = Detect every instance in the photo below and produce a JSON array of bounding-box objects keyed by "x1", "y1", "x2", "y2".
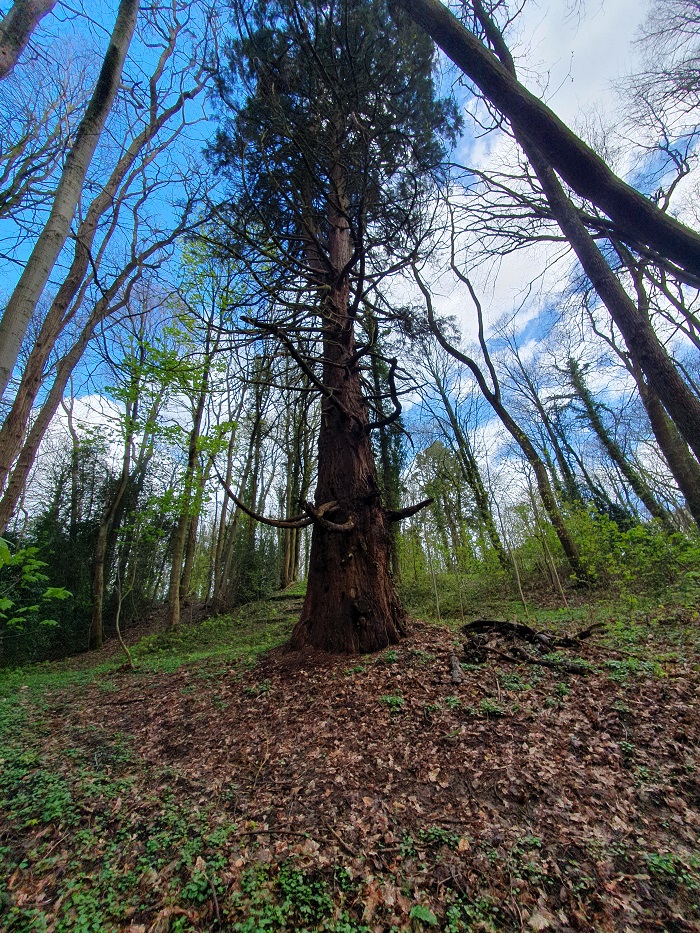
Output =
[
  {"x1": 387, "y1": 497, "x2": 434, "y2": 522},
  {"x1": 366, "y1": 356, "x2": 403, "y2": 431},
  {"x1": 215, "y1": 467, "x2": 313, "y2": 528},
  {"x1": 303, "y1": 500, "x2": 355, "y2": 532},
  {"x1": 241, "y1": 314, "x2": 355, "y2": 421}
]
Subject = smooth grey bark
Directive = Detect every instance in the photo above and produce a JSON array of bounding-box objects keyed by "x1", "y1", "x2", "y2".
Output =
[
  {"x1": 0, "y1": 0, "x2": 56, "y2": 79},
  {"x1": 0, "y1": 212, "x2": 188, "y2": 536},
  {"x1": 586, "y1": 254, "x2": 700, "y2": 528},
  {"x1": 0, "y1": 39, "x2": 207, "y2": 492},
  {"x1": 0, "y1": 0, "x2": 138, "y2": 399}
]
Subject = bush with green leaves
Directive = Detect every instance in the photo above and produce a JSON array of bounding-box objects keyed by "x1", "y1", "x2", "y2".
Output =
[
  {"x1": 569, "y1": 507, "x2": 700, "y2": 594},
  {"x1": 0, "y1": 538, "x2": 71, "y2": 665}
]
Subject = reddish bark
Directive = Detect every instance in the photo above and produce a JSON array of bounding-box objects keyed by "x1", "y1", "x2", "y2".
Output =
[
  {"x1": 290, "y1": 366, "x2": 407, "y2": 653},
  {"x1": 290, "y1": 166, "x2": 406, "y2": 654}
]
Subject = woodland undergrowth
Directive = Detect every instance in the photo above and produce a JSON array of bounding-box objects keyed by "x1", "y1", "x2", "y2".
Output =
[{"x1": 0, "y1": 583, "x2": 699, "y2": 932}]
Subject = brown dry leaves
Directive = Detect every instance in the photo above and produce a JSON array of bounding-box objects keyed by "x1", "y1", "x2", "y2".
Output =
[{"x1": 6, "y1": 617, "x2": 700, "y2": 931}]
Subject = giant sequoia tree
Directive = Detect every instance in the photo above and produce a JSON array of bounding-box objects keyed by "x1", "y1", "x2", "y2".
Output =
[{"x1": 210, "y1": 0, "x2": 458, "y2": 652}]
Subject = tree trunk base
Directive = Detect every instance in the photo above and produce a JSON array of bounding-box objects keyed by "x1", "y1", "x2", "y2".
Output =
[{"x1": 290, "y1": 506, "x2": 407, "y2": 654}]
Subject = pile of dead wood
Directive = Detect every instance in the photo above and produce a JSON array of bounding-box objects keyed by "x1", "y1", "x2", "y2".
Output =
[{"x1": 458, "y1": 618, "x2": 605, "y2": 675}]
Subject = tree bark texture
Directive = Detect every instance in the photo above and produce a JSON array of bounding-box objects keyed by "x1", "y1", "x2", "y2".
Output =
[
  {"x1": 291, "y1": 166, "x2": 406, "y2": 654},
  {"x1": 528, "y1": 147, "x2": 700, "y2": 464},
  {"x1": 634, "y1": 369, "x2": 700, "y2": 527},
  {"x1": 0, "y1": 0, "x2": 138, "y2": 400},
  {"x1": 0, "y1": 0, "x2": 56, "y2": 79},
  {"x1": 397, "y1": 0, "x2": 700, "y2": 278},
  {"x1": 0, "y1": 314, "x2": 101, "y2": 534},
  {"x1": 0, "y1": 50, "x2": 203, "y2": 490}
]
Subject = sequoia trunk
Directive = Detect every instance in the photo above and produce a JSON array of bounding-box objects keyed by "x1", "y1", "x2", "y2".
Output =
[
  {"x1": 290, "y1": 330, "x2": 407, "y2": 653},
  {"x1": 291, "y1": 164, "x2": 406, "y2": 654}
]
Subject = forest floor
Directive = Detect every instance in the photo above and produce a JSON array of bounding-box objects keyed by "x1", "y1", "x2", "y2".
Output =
[{"x1": 1, "y1": 589, "x2": 700, "y2": 932}]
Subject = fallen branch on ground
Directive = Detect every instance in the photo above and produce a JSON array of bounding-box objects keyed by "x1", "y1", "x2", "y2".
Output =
[
  {"x1": 462, "y1": 618, "x2": 605, "y2": 648},
  {"x1": 461, "y1": 618, "x2": 605, "y2": 674}
]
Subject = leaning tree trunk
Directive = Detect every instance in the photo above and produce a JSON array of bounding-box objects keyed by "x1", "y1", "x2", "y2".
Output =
[
  {"x1": 416, "y1": 266, "x2": 584, "y2": 579},
  {"x1": 567, "y1": 358, "x2": 673, "y2": 529},
  {"x1": 398, "y1": 0, "x2": 700, "y2": 278},
  {"x1": 291, "y1": 164, "x2": 406, "y2": 654},
  {"x1": 403, "y1": 0, "x2": 700, "y2": 462},
  {"x1": 0, "y1": 0, "x2": 56, "y2": 80},
  {"x1": 0, "y1": 0, "x2": 138, "y2": 400},
  {"x1": 637, "y1": 374, "x2": 700, "y2": 527}
]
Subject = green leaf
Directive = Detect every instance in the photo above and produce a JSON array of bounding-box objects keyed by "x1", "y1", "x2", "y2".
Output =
[
  {"x1": 410, "y1": 905, "x2": 438, "y2": 925},
  {"x1": 42, "y1": 587, "x2": 72, "y2": 601}
]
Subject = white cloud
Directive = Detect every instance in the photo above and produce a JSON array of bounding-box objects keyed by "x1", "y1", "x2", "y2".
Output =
[{"x1": 428, "y1": 1, "x2": 659, "y2": 348}]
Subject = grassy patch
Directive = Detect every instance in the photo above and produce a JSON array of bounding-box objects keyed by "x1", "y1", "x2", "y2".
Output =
[{"x1": 131, "y1": 604, "x2": 293, "y2": 674}]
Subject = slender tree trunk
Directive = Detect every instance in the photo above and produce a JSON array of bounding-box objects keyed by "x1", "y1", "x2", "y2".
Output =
[
  {"x1": 608, "y1": 251, "x2": 700, "y2": 529},
  {"x1": 0, "y1": 0, "x2": 138, "y2": 399},
  {"x1": 90, "y1": 463, "x2": 131, "y2": 651},
  {"x1": 279, "y1": 397, "x2": 303, "y2": 588},
  {"x1": 434, "y1": 377, "x2": 508, "y2": 567},
  {"x1": 180, "y1": 456, "x2": 214, "y2": 599},
  {"x1": 460, "y1": 0, "x2": 700, "y2": 460},
  {"x1": 510, "y1": 361, "x2": 581, "y2": 503},
  {"x1": 180, "y1": 515, "x2": 198, "y2": 601},
  {"x1": 212, "y1": 437, "x2": 257, "y2": 612},
  {"x1": 0, "y1": 320, "x2": 101, "y2": 533},
  {"x1": 371, "y1": 360, "x2": 403, "y2": 580},
  {"x1": 168, "y1": 364, "x2": 209, "y2": 627},
  {"x1": 416, "y1": 272, "x2": 583, "y2": 578},
  {"x1": 168, "y1": 512, "x2": 189, "y2": 629},
  {"x1": 567, "y1": 357, "x2": 673, "y2": 527},
  {"x1": 212, "y1": 430, "x2": 237, "y2": 608},
  {"x1": 541, "y1": 415, "x2": 581, "y2": 504},
  {"x1": 504, "y1": 407, "x2": 582, "y2": 575},
  {"x1": 61, "y1": 394, "x2": 81, "y2": 541},
  {"x1": 0, "y1": 0, "x2": 56, "y2": 80},
  {"x1": 531, "y1": 145, "x2": 700, "y2": 463},
  {"x1": 291, "y1": 162, "x2": 405, "y2": 654},
  {"x1": 634, "y1": 369, "x2": 700, "y2": 527},
  {"x1": 90, "y1": 520, "x2": 111, "y2": 650},
  {"x1": 89, "y1": 369, "x2": 159, "y2": 650}
]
